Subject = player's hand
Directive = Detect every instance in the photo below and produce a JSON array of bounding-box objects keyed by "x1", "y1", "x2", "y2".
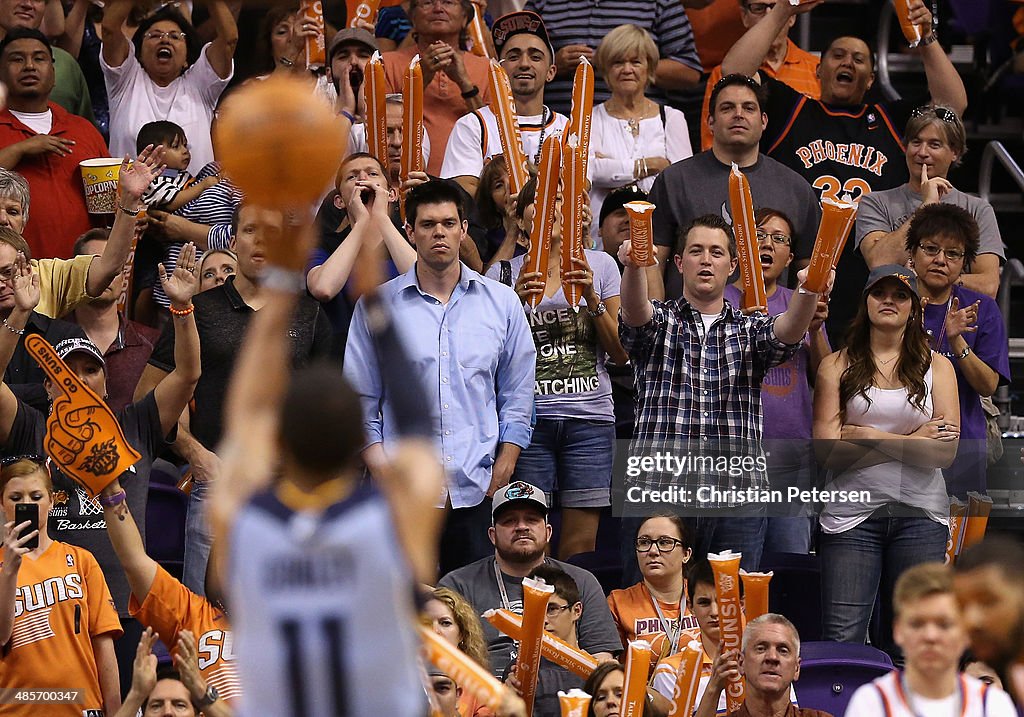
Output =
[
  {"x1": 119, "y1": 144, "x2": 167, "y2": 204},
  {"x1": 174, "y1": 630, "x2": 209, "y2": 703},
  {"x1": 158, "y1": 242, "x2": 200, "y2": 308},
  {"x1": 129, "y1": 627, "x2": 159, "y2": 701},
  {"x1": 16, "y1": 134, "x2": 75, "y2": 158},
  {"x1": 10, "y1": 252, "x2": 40, "y2": 314},
  {"x1": 554, "y1": 44, "x2": 593, "y2": 76},
  {"x1": 2, "y1": 519, "x2": 36, "y2": 574}
]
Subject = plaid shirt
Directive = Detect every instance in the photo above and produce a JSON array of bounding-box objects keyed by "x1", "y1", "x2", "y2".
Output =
[{"x1": 619, "y1": 298, "x2": 800, "y2": 500}]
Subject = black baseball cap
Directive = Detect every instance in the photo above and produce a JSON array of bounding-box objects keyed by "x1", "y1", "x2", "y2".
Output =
[
  {"x1": 863, "y1": 264, "x2": 919, "y2": 296},
  {"x1": 600, "y1": 185, "x2": 648, "y2": 227},
  {"x1": 55, "y1": 338, "x2": 106, "y2": 369},
  {"x1": 491, "y1": 11, "x2": 554, "y2": 60}
]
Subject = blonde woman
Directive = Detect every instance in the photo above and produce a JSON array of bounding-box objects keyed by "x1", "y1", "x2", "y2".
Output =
[
  {"x1": 589, "y1": 24, "x2": 691, "y2": 248},
  {"x1": 424, "y1": 587, "x2": 493, "y2": 716}
]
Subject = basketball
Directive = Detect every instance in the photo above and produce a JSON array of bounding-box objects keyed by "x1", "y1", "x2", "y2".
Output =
[{"x1": 214, "y1": 75, "x2": 346, "y2": 208}]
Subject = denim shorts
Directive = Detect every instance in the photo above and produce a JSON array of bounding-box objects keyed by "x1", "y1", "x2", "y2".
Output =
[{"x1": 513, "y1": 418, "x2": 614, "y2": 508}]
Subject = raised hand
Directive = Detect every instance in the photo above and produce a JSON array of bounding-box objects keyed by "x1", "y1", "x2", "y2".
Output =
[
  {"x1": 159, "y1": 242, "x2": 199, "y2": 308},
  {"x1": 118, "y1": 144, "x2": 167, "y2": 204},
  {"x1": 129, "y1": 628, "x2": 159, "y2": 701},
  {"x1": 173, "y1": 630, "x2": 209, "y2": 703},
  {"x1": 11, "y1": 253, "x2": 40, "y2": 314},
  {"x1": 944, "y1": 296, "x2": 979, "y2": 340}
]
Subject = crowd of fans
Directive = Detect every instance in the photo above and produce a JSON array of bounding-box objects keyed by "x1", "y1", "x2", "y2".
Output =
[{"x1": 0, "y1": 0, "x2": 1020, "y2": 715}]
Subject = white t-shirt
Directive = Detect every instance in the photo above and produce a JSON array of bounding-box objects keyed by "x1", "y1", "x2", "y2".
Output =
[
  {"x1": 844, "y1": 672, "x2": 1017, "y2": 717},
  {"x1": 10, "y1": 109, "x2": 52, "y2": 135},
  {"x1": 440, "y1": 105, "x2": 568, "y2": 180},
  {"x1": 348, "y1": 122, "x2": 431, "y2": 171},
  {"x1": 100, "y1": 42, "x2": 233, "y2": 174}
]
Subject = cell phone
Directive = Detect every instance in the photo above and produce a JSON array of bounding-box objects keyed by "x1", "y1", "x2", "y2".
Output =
[
  {"x1": 14, "y1": 503, "x2": 39, "y2": 551},
  {"x1": 349, "y1": 65, "x2": 364, "y2": 95}
]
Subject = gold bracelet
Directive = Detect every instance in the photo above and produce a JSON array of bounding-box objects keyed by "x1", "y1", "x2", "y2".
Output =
[{"x1": 169, "y1": 304, "x2": 195, "y2": 317}]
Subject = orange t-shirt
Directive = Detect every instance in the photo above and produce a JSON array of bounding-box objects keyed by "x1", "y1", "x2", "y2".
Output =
[
  {"x1": 607, "y1": 582, "x2": 701, "y2": 668},
  {"x1": 130, "y1": 564, "x2": 241, "y2": 705},
  {"x1": 700, "y1": 40, "x2": 821, "y2": 150},
  {"x1": 382, "y1": 44, "x2": 493, "y2": 176},
  {"x1": 459, "y1": 691, "x2": 496, "y2": 717},
  {"x1": 0, "y1": 541, "x2": 122, "y2": 717}
]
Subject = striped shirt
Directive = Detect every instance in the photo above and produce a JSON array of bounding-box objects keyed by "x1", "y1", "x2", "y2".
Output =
[
  {"x1": 619, "y1": 299, "x2": 798, "y2": 502},
  {"x1": 523, "y1": 0, "x2": 702, "y2": 114},
  {"x1": 151, "y1": 162, "x2": 241, "y2": 308}
]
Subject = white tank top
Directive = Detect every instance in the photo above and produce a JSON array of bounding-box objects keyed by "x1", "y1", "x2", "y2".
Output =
[
  {"x1": 820, "y1": 361, "x2": 950, "y2": 533},
  {"x1": 228, "y1": 483, "x2": 425, "y2": 717}
]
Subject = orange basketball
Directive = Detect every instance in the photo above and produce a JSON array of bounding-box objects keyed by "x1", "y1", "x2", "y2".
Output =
[{"x1": 214, "y1": 75, "x2": 346, "y2": 208}]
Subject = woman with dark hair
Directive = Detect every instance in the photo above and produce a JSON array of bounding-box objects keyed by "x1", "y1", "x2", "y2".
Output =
[
  {"x1": 583, "y1": 661, "x2": 655, "y2": 717},
  {"x1": 474, "y1": 156, "x2": 524, "y2": 268},
  {"x1": 101, "y1": 0, "x2": 238, "y2": 172},
  {"x1": 813, "y1": 264, "x2": 959, "y2": 651}
]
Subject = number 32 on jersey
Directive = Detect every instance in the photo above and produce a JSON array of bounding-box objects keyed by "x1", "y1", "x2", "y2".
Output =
[{"x1": 812, "y1": 175, "x2": 872, "y2": 204}]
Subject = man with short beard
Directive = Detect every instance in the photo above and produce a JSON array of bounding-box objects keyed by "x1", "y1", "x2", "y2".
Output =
[
  {"x1": 954, "y1": 536, "x2": 1024, "y2": 707},
  {"x1": 438, "y1": 481, "x2": 621, "y2": 678}
]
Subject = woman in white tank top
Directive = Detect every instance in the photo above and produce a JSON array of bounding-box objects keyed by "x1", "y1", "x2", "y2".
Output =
[{"x1": 812, "y1": 264, "x2": 960, "y2": 654}]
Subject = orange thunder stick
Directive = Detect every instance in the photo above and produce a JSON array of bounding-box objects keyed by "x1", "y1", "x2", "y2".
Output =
[
  {"x1": 400, "y1": 55, "x2": 424, "y2": 221},
  {"x1": 728, "y1": 163, "x2": 767, "y2": 313},
  {"x1": 892, "y1": 0, "x2": 922, "y2": 46},
  {"x1": 348, "y1": 0, "x2": 381, "y2": 28},
  {"x1": 740, "y1": 570, "x2": 773, "y2": 623},
  {"x1": 300, "y1": 1, "x2": 326, "y2": 69},
  {"x1": 666, "y1": 640, "x2": 703, "y2": 717},
  {"x1": 421, "y1": 627, "x2": 506, "y2": 708},
  {"x1": 961, "y1": 492, "x2": 994, "y2": 551},
  {"x1": 558, "y1": 689, "x2": 592, "y2": 717},
  {"x1": 484, "y1": 609, "x2": 599, "y2": 679},
  {"x1": 488, "y1": 58, "x2": 530, "y2": 195},
  {"x1": 559, "y1": 57, "x2": 594, "y2": 309},
  {"x1": 524, "y1": 136, "x2": 562, "y2": 311},
  {"x1": 624, "y1": 201, "x2": 656, "y2": 267},
  {"x1": 944, "y1": 497, "x2": 967, "y2": 565},
  {"x1": 804, "y1": 195, "x2": 857, "y2": 294},
  {"x1": 517, "y1": 577, "x2": 555, "y2": 716},
  {"x1": 364, "y1": 52, "x2": 389, "y2": 176},
  {"x1": 468, "y1": 10, "x2": 490, "y2": 57},
  {"x1": 564, "y1": 57, "x2": 594, "y2": 179},
  {"x1": 622, "y1": 640, "x2": 653, "y2": 717},
  {"x1": 709, "y1": 550, "x2": 745, "y2": 713}
]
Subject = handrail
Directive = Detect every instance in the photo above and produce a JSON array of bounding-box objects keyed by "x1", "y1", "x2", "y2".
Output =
[
  {"x1": 876, "y1": 2, "x2": 903, "y2": 103},
  {"x1": 978, "y1": 140, "x2": 1024, "y2": 205},
  {"x1": 996, "y1": 258, "x2": 1024, "y2": 428}
]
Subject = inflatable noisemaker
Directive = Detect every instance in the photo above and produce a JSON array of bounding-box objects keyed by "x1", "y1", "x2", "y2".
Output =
[
  {"x1": 25, "y1": 335, "x2": 142, "y2": 497},
  {"x1": 524, "y1": 135, "x2": 562, "y2": 310},
  {"x1": 364, "y1": 52, "x2": 390, "y2": 176},
  {"x1": 622, "y1": 640, "x2": 653, "y2": 717},
  {"x1": 740, "y1": 569, "x2": 773, "y2": 622},
  {"x1": 421, "y1": 627, "x2": 507, "y2": 708},
  {"x1": 300, "y1": 0, "x2": 326, "y2": 69},
  {"x1": 944, "y1": 497, "x2": 967, "y2": 565},
  {"x1": 709, "y1": 550, "x2": 745, "y2": 713},
  {"x1": 484, "y1": 609, "x2": 599, "y2": 679},
  {"x1": 558, "y1": 689, "x2": 591, "y2": 717},
  {"x1": 804, "y1": 194, "x2": 857, "y2": 294},
  {"x1": 468, "y1": 10, "x2": 490, "y2": 57},
  {"x1": 728, "y1": 163, "x2": 767, "y2": 313},
  {"x1": 487, "y1": 59, "x2": 530, "y2": 195},
  {"x1": 564, "y1": 57, "x2": 594, "y2": 179},
  {"x1": 348, "y1": 0, "x2": 381, "y2": 27},
  {"x1": 516, "y1": 577, "x2": 555, "y2": 716},
  {"x1": 892, "y1": 0, "x2": 922, "y2": 46},
  {"x1": 558, "y1": 57, "x2": 594, "y2": 309},
  {"x1": 961, "y1": 492, "x2": 994, "y2": 551},
  {"x1": 666, "y1": 640, "x2": 703, "y2": 717},
  {"x1": 400, "y1": 55, "x2": 424, "y2": 221},
  {"x1": 625, "y1": 201, "x2": 657, "y2": 267}
]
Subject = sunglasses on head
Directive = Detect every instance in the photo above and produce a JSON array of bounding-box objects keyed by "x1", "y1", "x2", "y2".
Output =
[
  {"x1": 911, "y1": 105, "x2": 960, "y2": 125},
  {"x1": 1, "y1": 454, "x2": 48, "y2": 469}
]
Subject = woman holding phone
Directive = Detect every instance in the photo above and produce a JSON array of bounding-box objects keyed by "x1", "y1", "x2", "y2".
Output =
[{"x1": 1, "y1": 457, "x2": 123, "y2": 717}]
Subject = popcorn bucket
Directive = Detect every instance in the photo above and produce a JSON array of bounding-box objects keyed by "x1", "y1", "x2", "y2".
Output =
[{"x1": 80, "y1": 158, "x2": 122, "y2": 214}]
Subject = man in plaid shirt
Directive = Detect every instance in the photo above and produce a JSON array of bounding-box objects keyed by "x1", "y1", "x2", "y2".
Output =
[{"x1": 617, "y1": 214, "x2": 830, "y2": 569}]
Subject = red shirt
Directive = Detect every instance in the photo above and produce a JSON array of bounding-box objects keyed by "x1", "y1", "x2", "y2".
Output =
[{"x1": 0, "y1": 102, "x2": 108, "y2": 259}]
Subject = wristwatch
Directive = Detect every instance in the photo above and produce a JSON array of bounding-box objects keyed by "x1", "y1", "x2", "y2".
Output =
[
  {"x1": 587, "y1": 301, "x2": 607, "y2": 318},
  {"x1": 197, "y1": 685, "x2": 220, "y2": 709}
]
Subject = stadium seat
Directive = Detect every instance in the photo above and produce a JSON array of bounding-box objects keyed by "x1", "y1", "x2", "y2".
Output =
[
  {"x1": 795, "y1": 641, "x2": 894, "y2": 715},
  {"x1": 146, "y1": 483, "x2": 188, "y2": 581}
]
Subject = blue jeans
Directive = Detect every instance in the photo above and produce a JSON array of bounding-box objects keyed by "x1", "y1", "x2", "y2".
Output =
[
  {"x1": 513, "y1": 418, "x2": 614, "y2": 508},
  {"x1": 183, "y1": 479, "x2": 213, "y2": 596},
  {"x1": 819, "y1": 510, "x2": 948, "y2": 648},
  {"x1": 694, "y1": 509, "x2": 768, "y2": 572}
]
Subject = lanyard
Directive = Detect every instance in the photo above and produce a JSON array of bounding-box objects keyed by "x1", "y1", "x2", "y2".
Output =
[
  {"x1": 494, "y1": 560, "x2": 512, "y2": 611},
  {"x1": 645, "y1": 583, "x2": 682, "y2": 657}
]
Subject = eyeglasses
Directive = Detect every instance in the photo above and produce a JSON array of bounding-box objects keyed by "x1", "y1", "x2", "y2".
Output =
[
  {"x1": 744, "y1": 2, "x2": 777, "y2": 15},
  {"x1": 756, "y1": 229, "x2": 791, "y2": 246},
  {"x1": 910, "y1": 105, "x2": 960, "y2": 126},
  {"x1": 636, "y1": 537, "x2": 685, "y2": 553},
  {"x1": 415, "y1": 0, "x2": 460, "y2": 7},
  {"x1": 144, "y1": 30, "x2": 186, "y2": 42},
  {"x1": 546, "y1": 603, "x2": 572, "y2": 617},
  {"x1": 918, "y1": 244, "x2": 965, "y2": 261}
]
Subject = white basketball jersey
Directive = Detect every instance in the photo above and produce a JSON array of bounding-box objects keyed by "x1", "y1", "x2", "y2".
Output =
[{"x1": 228, "y1": 483, "x2": 424, "y2": 717}]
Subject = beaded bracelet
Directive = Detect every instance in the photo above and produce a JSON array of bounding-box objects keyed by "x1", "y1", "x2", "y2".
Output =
[
  {"x1": 169, "y1": 304, "x2": 195, "y2": 318},
  {"x1": 2, "y1": 317, "x2": 25, "y2": 336},
  {"x1": 98, "y1": 490, "x2": 127, "y2": 509}
]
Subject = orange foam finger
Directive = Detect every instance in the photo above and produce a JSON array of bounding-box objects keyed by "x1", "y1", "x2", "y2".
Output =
[
  {"x1": 484, "y1": 609, "x2": 599, "y2": 679},
  {"x1": 728, "y1": 164, "x2": 767, "y2": 313},
  {"x1": 709, "y1": 550, "x2": 745, "y2": 713},
  {"x1": 421, "y1": 627, "x2": 505, "y2": 708},
  {"x1": 517, "y1": 577, "x2": 555, "y2": 716},
  {"x1": 525, "y1": 136, "x2": 562, "y2": 310},
  {"x1": 739, "y1": 570, "x2": 773, "y2": 623},
  {"x1": 805, "y1": 195, "x2": 857, "y2": 294},
  {"x1": 622, "y1": 640, "x2": 653, "y2": 717},
  {"x1": 666, "y1": 640, "x2": 702, "y2": 717},
  {"x1": 625, "y1": 201, "x2": 656, "y2": 267},
  {"x1": 365, "y1": 52, "x2": 389, "y2": 175},
  {"x1": 487, "y1": 59, "x2": 530, "y2": 195}
]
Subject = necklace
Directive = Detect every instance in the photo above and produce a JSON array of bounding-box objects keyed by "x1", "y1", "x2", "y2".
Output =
[
  {"x1": 526, "y1": 106, "x2": 550, "y2": 166},
  {"x1": 876, "y1": 354, "x2": 899, "y2": 366}
]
